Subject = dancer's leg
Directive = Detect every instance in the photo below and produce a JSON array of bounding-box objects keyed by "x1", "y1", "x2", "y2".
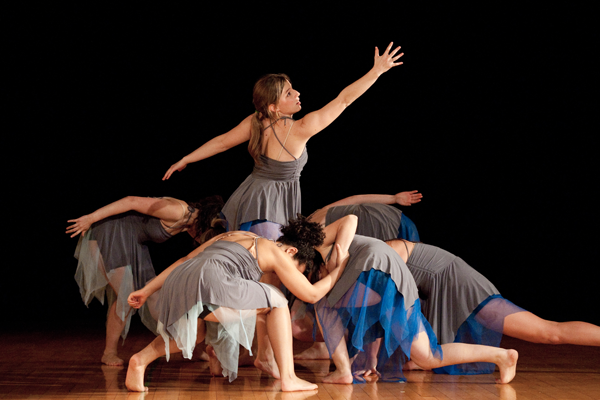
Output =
[
  {"x1": 102, "y1": 301, "x2": 126, "y2": 366},
  {"x1": 264, "y1": 306, "x2": 318, "y2": 391},
  {"x1": 409, "y1": 332, "x2": 518, "y2": 384},
  {"x1": 504, "y1": 311, "x2": 600, "y2": 346},
  {"x1": 102, "y1": 265, "x2": 126, "y2": 366},
  {"x1": 126, "y1": 319, "x2": 206, "y2": 392},
  {"x1": 314, "y1": 311, "x2": 353, "y2": 384},
  {"x1": 254, "y1": 313, "x2": 281, "y2": 379}
]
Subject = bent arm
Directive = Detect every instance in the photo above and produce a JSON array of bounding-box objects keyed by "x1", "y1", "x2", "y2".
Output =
[
  {"x1": 262, "y1": 240, "x2": 348, "y2": 304},
  {"x1": 66, "y1": 196, "x2": 188, "y2": 238},
  {"x1": 295, "y1": 43, "x2": 403, "y2": 139},
  {"x1": 128, "y1": 234, "x2": 221, "y2": 308},
  {"x1": 163, "y1": 115, "x2": 253, "y2": 180}
]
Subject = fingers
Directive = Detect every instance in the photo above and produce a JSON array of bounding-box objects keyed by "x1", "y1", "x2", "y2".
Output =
[
  {"x1": 162, "y1": 170, "x2": 172, "y2": 181},
  {"x1": 385, "y1": 42, "x2": 394, "y2": 55}
]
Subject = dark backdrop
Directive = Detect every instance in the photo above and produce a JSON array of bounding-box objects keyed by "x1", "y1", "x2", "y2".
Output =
[{"x1": 6, "y1": 3, "x2": 599, "y2": 327}]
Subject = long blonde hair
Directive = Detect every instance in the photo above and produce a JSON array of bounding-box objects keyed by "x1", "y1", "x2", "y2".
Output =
[{"x1": 248, "y1": 73, "x2": 291, "y2": 165}]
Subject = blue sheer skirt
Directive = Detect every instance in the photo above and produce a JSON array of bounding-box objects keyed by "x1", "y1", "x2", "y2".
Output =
[
  {"x1": 398, "y1": 214, "x2": 420, "y2": 242},
  {"x1": 239, "y1": 219, "x2": 283, "y2": 240},
  {"x1": 316, "y1": 269, "x2": 442, "y2": 383},
  {"x1": 434, "y1": 294, "x2": 525, "y2": 375}
]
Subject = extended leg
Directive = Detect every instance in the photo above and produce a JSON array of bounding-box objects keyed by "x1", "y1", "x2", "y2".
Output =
[{"x1": 504, "y1": 311, "x2": 600, "y2": 346}]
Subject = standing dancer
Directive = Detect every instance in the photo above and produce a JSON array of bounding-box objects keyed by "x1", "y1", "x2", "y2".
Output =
[
  {"x1": 124, "y1": 215, "x2": 356, "y2": 392},
  {"x1": 67, "y1": 195, "x2": 224, "y2": 366},
  {"x1": 163, "y1": 42, "x2": 404, "y2": 239}
]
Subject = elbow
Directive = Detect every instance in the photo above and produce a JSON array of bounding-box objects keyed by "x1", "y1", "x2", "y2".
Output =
[
  {"x1": 345, "y1": 214, "x2": 358, "y2": 229},
  {"x1": 301, "y1": 292, "x2": 323, "y2": 305}
]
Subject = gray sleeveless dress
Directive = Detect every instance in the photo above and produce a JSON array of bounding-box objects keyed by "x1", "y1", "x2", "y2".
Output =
[
  {"x1": 156, "y1": 235, "x2": 287, "y2": 382},
  {"x1": 325, "y1": 204, "x2": 403, "y2": 241},
  {"x1": 327, "y1": 235, "x2": 418, "y2": 307},
  {"x1": 406, "y1": 243, "x2": 524, "y2": 374},
  {"x1": 221, "y1": 147, "x2": 308, "y2": 231},
  {"x1": 74, "y1": 211, "x2": 172, "y2": 339},
  {"x1": 315, "y1": 235, "x2": 441, "y2": 382}
]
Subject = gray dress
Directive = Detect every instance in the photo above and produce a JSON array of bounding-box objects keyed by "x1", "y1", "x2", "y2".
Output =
[
  {"x1": 74, "y1": 211, "x2": 172, "y2": 339},
  {"x1": 315, "y1": 235, "x2": 440, "y2": 382},
  {"x1": 406, "y1": 242, "x2": 524, "y2": 375},
  {"x1": 327, "y1": 235, "x2": 418, "y2": 307},
  {"x1": 326, "y1": 204, "x2": 403, "y2": 241},
  {"x1": 221, "y1": 149, "x2": 308, "y2": 231},
  {"x1": 156, "y1": 235, "x2": 287, "y2": 382},
  {"x1": 407, "y1": 243, "x2": 501, "y2": 343}
]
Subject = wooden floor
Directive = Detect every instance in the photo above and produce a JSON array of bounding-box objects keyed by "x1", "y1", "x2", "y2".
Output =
[{"x1": 1, "y1": 320, "x2": 599, "y2": 400}]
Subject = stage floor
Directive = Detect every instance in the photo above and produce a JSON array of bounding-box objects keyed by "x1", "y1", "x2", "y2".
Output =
[{"x1": 1, "y1": 320, "x2": 599, "y2": 399}]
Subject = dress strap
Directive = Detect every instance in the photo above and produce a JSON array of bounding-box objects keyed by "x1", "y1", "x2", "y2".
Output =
[
  {"x1": 263, "y1": 117, "x2": 298, "y2": 160},
  {"x1": 160, "y1": 197, "x2": 196, "y2": 230},
  {"x1": 215, "y1": 231, "x2": 262, "y2": 258},
  {"x1": 324, "y1": 243, "x2": 335, "y2": 262},
  {"x1": 275, "y1": 120, "x2": 296, "y2": 161},
  {"x1": 402, "y1": 239, "x2": 409, "y2": 255}
]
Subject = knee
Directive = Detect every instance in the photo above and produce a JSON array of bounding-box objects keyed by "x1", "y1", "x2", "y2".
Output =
[{"x1": 409, "y1": 348, "x2": 436, "y2": 370}]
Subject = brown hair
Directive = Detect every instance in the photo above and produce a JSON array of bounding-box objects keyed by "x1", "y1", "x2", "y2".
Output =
[
  {"x1": 248, "y1": 73, "x2": 291, "y2": 165},
  {"x1": 188, "y1": 195, "x2": 227, "y2": 245}
]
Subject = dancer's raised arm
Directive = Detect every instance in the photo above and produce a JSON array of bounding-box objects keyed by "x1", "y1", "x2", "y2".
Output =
[
  {"x1": 309, "y1": 191, "x2": 421, "y2": 226},
  {"x1": 293, "y1": 42, "x2": 403, "y2": 139},
  {"x1": 66, "y1": 196, "x2": 191, "y2": 237},
  {"x1": 163, "y1": 115, "x2": 253, "y2": 180}
]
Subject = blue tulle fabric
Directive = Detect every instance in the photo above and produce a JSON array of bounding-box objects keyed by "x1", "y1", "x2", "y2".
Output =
[
  {"x1": 398, "y1": 214, "x2": 420, "y2": 242},
  {"x1": 433, "y1": 294, "x2": 525, "y2": 375},
  {"x1": 316, "y1": 269, "x2": 442, "y2": 383},
  {"x1": 238, "y1": 219, "x2": 282, "y2": 240}
]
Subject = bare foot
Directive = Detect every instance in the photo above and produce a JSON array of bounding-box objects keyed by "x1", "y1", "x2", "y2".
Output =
[
  {"x1": 281, "y1": 376, "x2": 318, "y2": 392},
  {"x1": 294, "y1": 342, "x2": 330, "y2": 360},
  {"x1": 403, "y1": 360, "x2": 426, "y2": 370},
  {"x1": 322, "y1": 369, "x2": 353, "y2": 384},
  {"x1": 101, "y1": 352, "x2": 124, "y2": 366},
  {"x1": 496, "y1": 349, "x2": 518, "y2": 384},
  {"x1": 206, "y1": 345, "x2": 223, "y2": 377},
  {"x1": 254, "y1": 356, "x2": 281, "y2": 379},
  {"x1": 125, "y1": 353, "x2": 149, "y2": 392},
  {"x1": 193, "y1": 350, "x2": 209, "y2": 362}
]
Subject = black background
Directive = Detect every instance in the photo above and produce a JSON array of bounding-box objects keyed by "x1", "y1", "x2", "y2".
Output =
[{"x1": 6, "y1": 3, "x2": 599, "y2": 328}]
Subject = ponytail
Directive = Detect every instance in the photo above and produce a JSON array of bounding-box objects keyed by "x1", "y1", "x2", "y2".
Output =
[{"x1": 249, "y1": 73, "x2": 292, "y2": 165}]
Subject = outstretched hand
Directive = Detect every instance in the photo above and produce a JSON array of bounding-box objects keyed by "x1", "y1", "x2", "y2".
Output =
[
  {"x1": 395, "y1": 190, "x2": 422, "y2": 206},
  {"x1": 373, "y1": 42, "x2": 404, "y2": 76},
  {"x1": 66, "y1": 215, "x2": 94, "y2": 238},
  {"x1": 163, "y1": 159, "x2": 187, "y2": 180},
  {"x1": 128, "y1": 289, "x2": 149, "y2": 309}
]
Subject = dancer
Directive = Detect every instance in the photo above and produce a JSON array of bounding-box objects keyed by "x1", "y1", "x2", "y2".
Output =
[
  {"x1": 163, "y1": 42, "x2": 404, "y2": 239},
  {"x1": 312, "y1": 234, "x2": 518, "y2": 384},
  {"x1": 386, "y1": 238, "x2": 600, "y2": 374},
  {"x1": 302, "y1": 192, "x2": 600, "y2": 374},
  {"x1": 67, "y1": 195, "x2": 225, "y2": 366},
  {"x1": 308, "y1": 190, "x2": 423, "y2": 241},
  {"x1": 124, "y1": 215, "x2": 357, "y2": 392}
]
